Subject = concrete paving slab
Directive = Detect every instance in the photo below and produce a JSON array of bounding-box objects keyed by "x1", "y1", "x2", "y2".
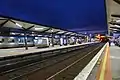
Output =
[{"x1": 110, "y1": 45, "x2": 120, "y2": 80}]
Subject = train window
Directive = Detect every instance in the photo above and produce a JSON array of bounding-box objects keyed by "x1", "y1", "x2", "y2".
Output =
[
  {"x1": 18, "y1": 38, "x2": 24, "y2": 43},
  {"x1": 42, "y1": 39, "x2": 47, "y2": 44},
  {"x1": 8, "y1": 39, "x2": 15, "y2": 43},
  {"x1": 0, "y1": 39, "x2": 4, "y2": 43},
  {"x1": 27, "y1": 38, "x2": 33, "y2": 42},
  {"x1": 37, "y1": 39, "x2": 42, "y2": 44},
  {"x1": 27, "y1": 40, "x2": 31, "y2": 42}
]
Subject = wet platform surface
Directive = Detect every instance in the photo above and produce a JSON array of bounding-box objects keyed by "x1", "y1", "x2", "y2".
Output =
[
  {"x1": 110, "y1": 45, "x2": 120, "y2": 80},
  {"x1": 84, "y1": 43, "x2": 112, "y2": 80}
]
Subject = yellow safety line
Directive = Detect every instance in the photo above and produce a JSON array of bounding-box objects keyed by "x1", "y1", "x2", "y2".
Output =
[{"x1": 99, "y1": 45, "x2": 108, "y2": 80}]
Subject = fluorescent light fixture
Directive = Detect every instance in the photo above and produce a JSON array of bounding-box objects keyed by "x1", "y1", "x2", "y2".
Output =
[
  {"x1": 32, "y1": 32, "x2": 34, "y2": 33},
  {"x1": 66, "y1": 32, "x2": 71, "y2": 34},
  {"x1": 84, "y1": 32, "x2": 87, "y2": 34},
  {"x1": 10, "y1": 37, "x2": 14, "y2": 39},
  {"x1": 113, "y1": 29, "x2": 118, "y2": 30},
  {"x1": 115, "y1": 25, "x2": 120, "y2": 28},
  {"x1": 116, "y1": 20, "x2": 120, "y2": 22},
  {"x1": 58, "y1": 31, "x2": 65, "y2": 34},
  {"x1": 113, "y1": 31, "x2": 117, "y2": 32},
  {"x1": 35, "y1": 37, "x2": 39, "y2": 39},
  {"x1": 21, "y1": 33, "x2": 24, "y2": 35},
  {"x1": 15, "y1": 23, "x2": 22, "y2": 28},
  {"x1": 38, "y1": 35, "x2": 42, "y2": 36},
  {"x1": 31, "y1": 34, "x2": 35, "y2": 36},
  {"x1": 35, "y1": 28, "x2": 44, "y2": 30},
  {"x1": 10, "y1": 32, "x2": 16, "y2": 35},
  {"x1": 51, "y1": 29, "x2": 54, "y2": 32},
  {"x1": 25, "y1": 37, "x2": 27, "y2": 39},
  {"x1": 110, "y1": 27, "x2": 113, "y2": 29}
]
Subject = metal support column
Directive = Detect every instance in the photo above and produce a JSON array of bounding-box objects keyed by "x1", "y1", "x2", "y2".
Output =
[
  {"x1": 51, "y1": 32, "x2": 54, "y2": 47},
  {"x1": 59, "y1": 35, "x2": 62, "y2": 46},
  {"x1": 24, "y1": 32, "x2": 28, "y2": 50},
  {"x1": 66, "y1": 36, "x2": 69, "y2": 45}
]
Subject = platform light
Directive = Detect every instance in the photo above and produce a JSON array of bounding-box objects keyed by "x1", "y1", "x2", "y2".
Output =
[
  {"x1": 10, "y1": 32, "x2": 16, "y2": 35},
  {"x1": 113, "y1": 29, "x2": 118, "y2": 30},
  {"x1": 51, "y1": 29, "x2": 54, "y2": 32},
  {"x1": 110, "y1": 28, "x2": 113, "y2": 29},
  {"x1": 32, "y1": 32, "x2": 34, "y2": 33},
  {"x1": 38, "y1": 35, "x2": 42, "y2": 36},
  {"x1": 31, "y1": 34, "x2": 35, "y2": 36},
  {"x1": 60, "y1": 38, "x2": 63, "y2": 45},
  {"x1": 113, "y1": 31, "x2": 117, "y2": 32},
  {"x1": 10, "y1": 37, "x2": 14, "y2": 39},
  {"x1": 25, "y1": 37, "x2": 27, "y2": 40},
  {"x1": 58, "y1": 31, "x2": 65, "y2": 34},
  {"x1": 35, "y1": 28, "x2": 44, "y2": 30},
  {"x1": 66, "y1": 32, "x2": 71, "y2": 34},
  {"x1": 114, "y1": 25, "x2": 120, "y2": 28},
  {"x1": 116, "y1": 19, "x2": 120, "y2": 22},
  {"x1": 15, "y1": 23, "x2": 22, "y2": 28},
  {"x1": 84, "y1": 32, "x2": 87, "y2": 34},
  {"x1": 35, "y1": 37, "x2": 39, "y2": 39},
  {"x1": 89, "y1": 34, "x2": 92, "y2": 37},
  {"x1": 21, "y1": 33, "x2": 24, "y2": 35}
]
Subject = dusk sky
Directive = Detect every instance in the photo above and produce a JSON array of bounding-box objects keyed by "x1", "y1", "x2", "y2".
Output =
[{"x1": 0, "y1": 0, "x2": 108, "y2": 33}]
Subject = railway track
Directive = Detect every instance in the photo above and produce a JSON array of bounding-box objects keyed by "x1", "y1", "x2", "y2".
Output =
[
  {"x1": 27, "y1": 43, "x2": 103, "y2": 80},
  {"x1": 0, "y1": 43, "x2": 104, "y2": 80}
]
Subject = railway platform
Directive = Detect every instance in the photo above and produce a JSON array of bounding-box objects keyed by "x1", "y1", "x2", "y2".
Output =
[
  {"x1": 95, "y1": 43, "x2": 120, "y2": 80},
  {"x1": 74, "y1": 42, "x2": 112, "y2": 80},
  {"x1": 110, "y1": 45, "x2": 120, "y2": 80},
  {"x1": 1, "y1": 42, "x2": 118, "y2": 80},
  {"x1": 75, "y1": 42, "x2": 120, "y2": 80},
  {"x1": 0, "y1": 42, "x2": 102, "y2": 80},
  {"x1": 0, "y1": 42, "x2": 95, "y2": 58}
]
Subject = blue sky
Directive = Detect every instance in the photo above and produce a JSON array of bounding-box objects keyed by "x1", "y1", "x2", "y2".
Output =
[{"x1": 0, "y1": 0, "x2": 108, "y2": 33}]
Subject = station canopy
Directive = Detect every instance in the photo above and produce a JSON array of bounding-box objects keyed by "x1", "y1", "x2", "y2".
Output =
[
  {"x1": 0, "y1": 17, "x2": 83, "y2": 37},
  {"x1": 108, "y1": 0, "x2": 120, "y2": 34},
  {"x1": 109, "y1": 18, "x2": 120, "y2": 33},
  {"x1": 0, "y1": 0, "x2": 108, "y2": 34}
]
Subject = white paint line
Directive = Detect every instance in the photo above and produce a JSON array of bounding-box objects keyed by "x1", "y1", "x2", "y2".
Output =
[
  {"x1": 46, "y1": 44, "x2": 100, "y2": 80},
  {"x1": 74, "y1": 43, "x2": 107, "y2": 80}
]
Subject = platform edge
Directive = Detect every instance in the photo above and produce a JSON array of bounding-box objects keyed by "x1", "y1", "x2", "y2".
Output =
[{"x1": 74, "y1": 43, "x2": 107, "y2": 80}]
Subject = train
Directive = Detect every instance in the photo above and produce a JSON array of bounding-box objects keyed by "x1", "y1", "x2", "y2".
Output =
[
  {"x1": 0, "y1": 36, "x2": 84, "y2": 49},
  {"x1": 0, "y1": 36, "x2": 34, "y2": 48},
  {"x1": 0, "y1": 36, "x2": 49, "y2": 49},
  {"x1": 68, "y1": 37, "x2": 76, "y2": 45},
  {"x1": 34, "y1": 37, "x2": 49, "y2": 48}
]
